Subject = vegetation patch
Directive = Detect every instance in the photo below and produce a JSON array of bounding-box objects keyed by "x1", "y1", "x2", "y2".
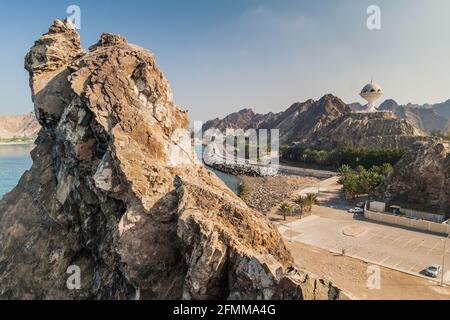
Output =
[
  {"x1": 281, "y1": 145, "x2": 408, "y2": 169},
  {"x1": 338, "y1": 164, "x2": 393, "y2": 200}
]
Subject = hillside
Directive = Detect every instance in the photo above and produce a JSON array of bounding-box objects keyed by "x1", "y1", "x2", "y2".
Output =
[
  {"x1": 203, "y1": 94, "x2": 352, "y2": 145},
  {"x1": 374, "y1": 140, "x2": 450, "y2": 216},
  {"x1": 0, "y1": 112, "x2": 40, "y2": 141},
  {"x1": 305, "y1": 112, "x2": 431, "y2": 149},
  {"x1": 203, "y1": 95, "x2": 429, "y2": 149},
  {"x1": 350, "y1": 99, "x2": 450, "y2": 132}
]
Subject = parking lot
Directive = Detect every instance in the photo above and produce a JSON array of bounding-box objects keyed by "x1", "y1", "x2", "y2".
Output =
[{"x1": 279, "y1": 211, "x2": 450, "y2": 283}]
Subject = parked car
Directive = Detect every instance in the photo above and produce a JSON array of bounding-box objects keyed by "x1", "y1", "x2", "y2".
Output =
[
  {"x1": 424, "y1": 265, "x2": 441, "y2": 278},
  {"x1": 348, "y1": 207, "x2": 364, "y2": 214}
]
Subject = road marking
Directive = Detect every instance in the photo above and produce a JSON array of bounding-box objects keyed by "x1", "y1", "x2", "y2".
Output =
[
  {"x1": 390, "y1": 236, "x2": 404, "y2": 246},
  {"x1": 380, "y1": 256, "x2": 389, "y2": 264},
  {"x1": 408, "y1": 264, "x2": 418, "y2": 272},
  {"x1": 402, "y1": 238, "x2": 414, "y2": 249},
  {"x1": 413, "y1": 240, "x2": 426, "y2": 252},
  {"x1": 366, "y1": 253, "x2": 376, "y2": 261},
  {"x1": 427, "y1": 241, "x2": 441, "y2": 256}
]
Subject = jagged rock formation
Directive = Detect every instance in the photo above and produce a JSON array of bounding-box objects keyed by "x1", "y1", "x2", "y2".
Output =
[
  {"x1": 203, "y1": 95, "x2": 352, "y2": 145},
  {"x1": 0, "y1": 19, "x2": 347, "y2": 300},
  {"x1": 433, "y1": 100, "x2": 450, "y2": 120},
  {"x1": 374, "y1": 140, "x2": 450, "y2": 217},
  {"x1": 377, "y1": 100, "x2": 449, "y2": 132},
  {"x1": 204, "y1": 95, "x2": 429, "y2": 148},
  {"x1": 306, "y1": 112, "x2": 431, "y2": 149},
  {"x1": 0, "y1": 113, "x2": 40, "y2": 140},
  {"x1": 349, "y1": 99, "x2": 450, "y2": 132}
]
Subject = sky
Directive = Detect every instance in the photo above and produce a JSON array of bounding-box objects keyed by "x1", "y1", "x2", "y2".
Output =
[{"x1": 0, "y1": 0, "x2": 449, "y2": 122}]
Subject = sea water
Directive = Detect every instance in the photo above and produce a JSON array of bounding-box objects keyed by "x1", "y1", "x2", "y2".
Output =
[
  {"x1": 194, "y1": 145, "x2": 241, "y2": 194},
  {"x1": 0, "y1": 144, "x2": 34, "y2": 199}
]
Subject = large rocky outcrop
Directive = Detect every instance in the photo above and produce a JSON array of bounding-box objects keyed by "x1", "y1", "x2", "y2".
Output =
[
  {"x1": 374, "y1": 140, "x2": 450, "y2": 217},
  {"x1": 306, "y1": 112, "x2": 432, "y2": 149},
  {"x1": 0, "y1": 19, "x2": 347, "y2": 300}
]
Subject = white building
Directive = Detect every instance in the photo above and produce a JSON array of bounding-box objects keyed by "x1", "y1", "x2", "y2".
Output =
[{"x1": 360, "y1": 80, "x2": 383, "y2": 112}]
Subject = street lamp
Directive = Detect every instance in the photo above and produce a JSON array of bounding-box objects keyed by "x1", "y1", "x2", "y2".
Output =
[{"x1": 441, "y1": 234, "x2": 450, "y2": 287}]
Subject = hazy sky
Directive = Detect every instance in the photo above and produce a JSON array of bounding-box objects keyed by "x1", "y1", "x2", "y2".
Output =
[{"x1": 0, "y1": 0, "x2": 449, "y2": 122}]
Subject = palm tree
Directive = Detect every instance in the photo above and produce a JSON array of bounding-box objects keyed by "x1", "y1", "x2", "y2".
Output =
[
  {"x1": 294, "y1": 196, "x2": 307, "y2": 215},
  {"x1": 339, "y1": 164, "x2": 352, "y2": 176},
  {"x1": 279, "y1": 202, "x2": 293, "y2": 221},
  {"x1": 305, "y1": 193, "x2": 319, "y2": 212}
]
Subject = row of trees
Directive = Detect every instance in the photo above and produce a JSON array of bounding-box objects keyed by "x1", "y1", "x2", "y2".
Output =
[
  {"x1": 278, "y1": 193, "x2": 319, "y2": 220},
  {"x1": 338, "y1": 164, "x2": 393, "y2": 199},
  {"x1": 281, "y1": 145, "x2": 408, "y2": 169}
]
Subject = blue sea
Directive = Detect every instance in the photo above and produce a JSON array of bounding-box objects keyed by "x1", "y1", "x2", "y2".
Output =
[
  {"x1": 0, "y1": 144, "x2": 240, "y2": 199},
  {"x1": 195, "y1": 145, "x2": 241, "y2": 194},
  {"x1": 0, "y1": 144, "x2": 34, "y2": 199}
]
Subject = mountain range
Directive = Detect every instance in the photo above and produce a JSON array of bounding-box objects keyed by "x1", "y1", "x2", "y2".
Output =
[
  {"x1": 350, "y1": 99, "x2": 450, "y2": 132},
  {"x1": 202, "y1": 95, "x2": 438, "y2": 149},
  {"x1": 0, "y1": 112, "x2": 40, "y2": 140}
]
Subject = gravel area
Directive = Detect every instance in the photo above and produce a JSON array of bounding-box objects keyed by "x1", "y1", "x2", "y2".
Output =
[{"x1": 240, "y1": 175, "x2": 320, "y2": 213}]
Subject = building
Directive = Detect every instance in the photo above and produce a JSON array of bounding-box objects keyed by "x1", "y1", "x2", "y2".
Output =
[{"x1": 360, "y1": 80, "x2": 383, "y2": 112}]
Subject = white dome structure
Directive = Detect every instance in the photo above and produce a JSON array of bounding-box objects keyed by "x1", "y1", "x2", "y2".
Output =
[{"x1": 360, "y1": 80, "x2": 383, "y2": 112}]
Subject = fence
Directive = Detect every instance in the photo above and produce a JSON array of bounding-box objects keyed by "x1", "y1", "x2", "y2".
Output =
[{"x1": 364, "y1": 210, "x2": 450, "y2": 235}]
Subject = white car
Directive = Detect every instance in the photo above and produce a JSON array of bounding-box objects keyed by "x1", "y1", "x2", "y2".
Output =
[
  {"x1": 424, "y1": 265, "x2": 441, "y2": 278},
  {"x1": 348, "y1": 207, "x2": 364, "y2": 214}
]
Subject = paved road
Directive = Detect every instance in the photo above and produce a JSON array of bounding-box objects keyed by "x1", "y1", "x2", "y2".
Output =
[
  {"x1": 278, "y1": 164, "x2": 336, "y2": 179},
  {"x1": 278, "y1": 210, "x2": 450, "y2": 284}
]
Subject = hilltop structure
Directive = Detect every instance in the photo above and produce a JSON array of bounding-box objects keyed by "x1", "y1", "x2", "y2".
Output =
[{"x1": 360, "y1": 80, "x2": 383, "y2": 112}]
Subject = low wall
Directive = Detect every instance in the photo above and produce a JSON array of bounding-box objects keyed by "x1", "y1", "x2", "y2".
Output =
[
  {"x1": 364, "y1": 210, "x2": 450, "y2": 235},
  {"x1": 400, "y1": 208, "x2": 445, "y2": 223}
]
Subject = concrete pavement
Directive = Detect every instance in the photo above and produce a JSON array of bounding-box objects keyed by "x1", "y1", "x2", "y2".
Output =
[{"x1": 278, "y1": 209, "x2": 450, "y2": 285}]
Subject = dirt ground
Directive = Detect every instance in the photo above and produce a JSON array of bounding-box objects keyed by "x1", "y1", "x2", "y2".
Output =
[
  {"x1": 240, "y1": 175, "x2": 320, "y2": 213},
  {"x1": 287, "y1": 241, "x2": 450, "y2": 300}
]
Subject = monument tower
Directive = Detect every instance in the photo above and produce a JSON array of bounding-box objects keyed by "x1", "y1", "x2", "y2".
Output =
[{"x1": 360, "y1": 79, "x2": 383, "y2": 112}]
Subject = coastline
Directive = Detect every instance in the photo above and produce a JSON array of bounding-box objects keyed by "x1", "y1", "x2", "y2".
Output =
[{"x1": 0, "y1": 140, "x2": 36, "y2": 146}]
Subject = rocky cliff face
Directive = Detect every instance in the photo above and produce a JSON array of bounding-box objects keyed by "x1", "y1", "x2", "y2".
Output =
[
  {"x1": 0, "y1": 113, "x2": 40, "y2": 139},
  {"x1": 0, "y1": 19, "x2": 347, "y2": 300},
  {"x1": 374, "y1": 140, "x2": 450, "y2": 217},
  {"x1": 306, "y1": 112, "x2": 431, "y2": 149}
]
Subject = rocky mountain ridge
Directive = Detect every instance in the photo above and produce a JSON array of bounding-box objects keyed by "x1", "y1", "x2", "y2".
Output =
[
  {"x1": 203, "y1": 95, "x2": 430, "y2": 148},
  {"x1": 305, "y1": 111, "x2": 431, "y2": 149},
  {"x1": 0, "y1": 113, "x2": 40, "y2": 140},
  {"x1": 0, "y1": 19, "x2": 347, "y2": 300},
  {"x1": 350, "y1": 99, "x2": 450, "y2": 132}
]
